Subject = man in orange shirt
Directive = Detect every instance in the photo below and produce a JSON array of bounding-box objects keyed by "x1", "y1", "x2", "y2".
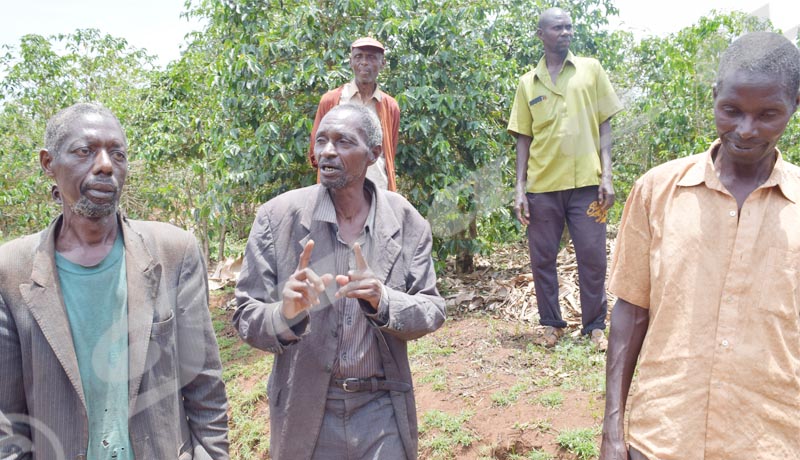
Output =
[
  {"x1": 309, "y1": 37, "x2": 400, "y2": 191},
  {"x1": 601, "y1": 32, "x2": 800, "y2": 460}
]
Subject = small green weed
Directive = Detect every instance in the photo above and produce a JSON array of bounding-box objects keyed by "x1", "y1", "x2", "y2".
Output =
[
  {"x1": 418, "y1": 368, "x2": 448, "y2": 391},
  {"x1": 409, "y1": 337, "x2": 456, "y2": 358},
  {"x1": 523, "y1": 449, "x2": 554, "y2": 460},
  {"x1": 419, "y1": 410, "x2": 478, "y2": 459},
  {"x1": 490, "y1": 381, "x2": 527, "y2": 407},
  {"x1": 513, "y1": 417, "x2": 553, "y2": 434},
  {"x1": 556, "y1": 426, "x2": 600, "y2": 460},
  {"x1": 535, "y1": 390, "x2": 564, "y2": 408}
]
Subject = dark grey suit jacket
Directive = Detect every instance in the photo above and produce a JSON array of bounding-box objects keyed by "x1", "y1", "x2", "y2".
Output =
[
  {"x1": 234, "y1": 183, "x2": 446, "y2": 460},
  {"x1": 0, "y1": 214, "x2": 229, "y2": 460}
]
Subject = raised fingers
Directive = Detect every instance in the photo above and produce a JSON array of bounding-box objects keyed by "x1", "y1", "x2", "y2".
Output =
[
  {"x1": 297, "y1": 239, "x2": 315, "y2": 271},
  {"x1": 353, "y1": 242, "x2": 369, "y2": 272}
]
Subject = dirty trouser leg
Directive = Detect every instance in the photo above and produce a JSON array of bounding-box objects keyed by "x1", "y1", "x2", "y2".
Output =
[
  {"x1": 527, "y1": 191, "x2": 568, "y2": 328},
  {"x1": 565, "y1": 185, "x2": 608, "y2": 335}
]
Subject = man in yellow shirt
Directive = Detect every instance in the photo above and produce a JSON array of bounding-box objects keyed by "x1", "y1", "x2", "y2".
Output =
[
  {"x1": 601, "y1": 32, "x2": 800, "y2": 459},
  {"x1": 508, "y1": 7, "x2": 622, "y2": 349}
]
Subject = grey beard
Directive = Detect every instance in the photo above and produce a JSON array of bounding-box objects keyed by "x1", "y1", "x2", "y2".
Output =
[
  {"x1": 71, "y1": 196, "x2": 118, "y2": 218},
  {"x1": 322, "y1": 177, "x2": 347, "y2": 190}
]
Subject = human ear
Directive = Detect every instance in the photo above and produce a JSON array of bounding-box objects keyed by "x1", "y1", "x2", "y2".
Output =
[
  {"x1": 40, "y1": 149, "x2": 55, "y2": 177},
  {"x1": 368, "y1": 145, "x2": 381, "y2": 165}
]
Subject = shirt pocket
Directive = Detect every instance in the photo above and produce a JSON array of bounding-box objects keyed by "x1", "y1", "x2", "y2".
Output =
[
  {"x1": 757, "y1": 247, "x2": 800, "y2": 321},
  {"x1": 529, "y1": 92, "x2": 557, "y2": 131}
]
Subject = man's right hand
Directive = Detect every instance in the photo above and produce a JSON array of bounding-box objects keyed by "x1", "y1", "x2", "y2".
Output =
[
  {"x1": 281, "y1": 240, "x2": 333, "y2": 320},
  {"x1": 514, "y1": 191, "x2": 530, "y2": 226}
]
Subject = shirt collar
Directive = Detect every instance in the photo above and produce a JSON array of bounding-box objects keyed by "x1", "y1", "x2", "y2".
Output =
[
  {"x1": 677, "y1": 139, "x2": 799, "y2": 203},
  {"x1": 312, "y1": 180, "x2": 377, "y2": 232},
  {"x1": 342, "y1": 80, "x2": 383, "y2": 103},
  {"x1": 534, "y1": 50, "x2": 576, "y2": 74}
]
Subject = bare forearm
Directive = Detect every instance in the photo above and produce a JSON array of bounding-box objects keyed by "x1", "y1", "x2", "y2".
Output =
[
  {"x1": 603, "y1": 298, "x2": 649, "y2": 433},
  {"x1": 515, "y1": 134, "x2": 532, "y2": 193},
  {"x1": 599, "y1": 120, "x2": 613, "y2": 181}
]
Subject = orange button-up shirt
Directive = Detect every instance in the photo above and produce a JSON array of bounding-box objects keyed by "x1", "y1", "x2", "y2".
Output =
[{"x1": 610, "y1": 140, "x2": 800, "y2": 459}]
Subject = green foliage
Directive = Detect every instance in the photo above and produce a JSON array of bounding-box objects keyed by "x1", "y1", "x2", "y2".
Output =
[
  {"x1": 0, "y1": 29, "x2": 157, "y2": 236},
  {"x1": 611, "y1": 11, "x2": 793, "y2": 205},
  {"x1": 3, "y1": 4, "x2": 796, "y2": 272},
  {"x1": 183, "y1": 0, "x2": 619, "y2": 265}
]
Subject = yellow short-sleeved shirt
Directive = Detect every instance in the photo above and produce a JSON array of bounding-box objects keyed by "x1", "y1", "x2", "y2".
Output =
[
  {"x1": 610, "y1": 141, "x2": 800, "y2": 459},
  {"x1": 507, "y1": 52, "x2": 623, "y2": 193}
]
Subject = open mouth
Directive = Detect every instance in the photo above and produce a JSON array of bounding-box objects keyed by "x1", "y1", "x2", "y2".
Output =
[{"x1": 319, "y1": 164, "x2": 340, "y2": 173}]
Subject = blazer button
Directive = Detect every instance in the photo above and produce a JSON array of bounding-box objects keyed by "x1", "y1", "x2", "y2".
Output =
[
  {"x1": 332, "y1": 330, "x2": 338, "y2": 338},
  {"x1": 325, "y1": 364, "x2": 332, "y2": 373},
  {"x1": 76, "y1": 455, "x2": 87, "y2": 460}
]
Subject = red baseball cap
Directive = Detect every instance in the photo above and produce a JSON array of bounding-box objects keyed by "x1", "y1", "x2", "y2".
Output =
[{"x1": 351, "y1": 37, "x2": 385, "y2": 51}]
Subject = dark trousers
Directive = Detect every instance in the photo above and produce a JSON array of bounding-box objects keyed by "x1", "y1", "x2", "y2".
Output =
[
  {"x1": 526, "y1": 186, "x2": 607, "y2": 334},
  {"x1": 311, "y1": 388, "x2": 405, "y2": 459}
]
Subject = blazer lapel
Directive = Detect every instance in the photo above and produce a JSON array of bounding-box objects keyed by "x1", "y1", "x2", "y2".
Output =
[
  {"x1": 21, "y1": 217, "x2": 87, "y2": 410},
  {"x1": 301, "y1": 186, "x2": 338, "y2": 303},
  {"x1": 120, "y1": 217, "x2": 160, "y2": 411},
  {"x1": 370, "y1": 189, "x2": 401, "y2": 283}
]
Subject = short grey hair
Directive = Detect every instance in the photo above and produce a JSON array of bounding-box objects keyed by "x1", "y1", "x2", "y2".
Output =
[
  {"x1": 325, "y1": 103, "x2": 383, "y2": 150},
  {"x1": 716, "y1": 31, "x2": 800, "y2": 103},
  {"x1": 44, "y1": 102, "x2": 126, "y2": 157}
]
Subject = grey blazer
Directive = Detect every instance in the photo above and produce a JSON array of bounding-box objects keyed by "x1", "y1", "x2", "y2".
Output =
[
  {"x1": 234, "y1": 183, "x2": 447, "y2": 460},
  {"x1": 0, "y1": 214, "x2": 229, "y2": 460}
]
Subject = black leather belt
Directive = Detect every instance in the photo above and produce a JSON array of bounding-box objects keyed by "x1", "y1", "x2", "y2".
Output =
[{"x1": 331, "y1": 377, "x2": 411, "y2": 393}]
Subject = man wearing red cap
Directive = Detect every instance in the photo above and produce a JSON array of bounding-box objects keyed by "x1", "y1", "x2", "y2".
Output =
[{"x1": 308, "y1": 37, "x2": 401, "y2": 191}]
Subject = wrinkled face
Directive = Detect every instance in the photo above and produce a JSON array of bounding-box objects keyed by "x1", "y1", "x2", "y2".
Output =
[
  {"x1": 537, "y1": 13, "x2": 573, "y2": 55},
  {"x1": 349, "y1": 46, "x2": 385, "y2": 87},
  {"x1": 714, "y1": 70, "x2": 799, "y2": 167},
  {"x1": 314, "y1": 109, "x2": 377, "y2": 190},
  {"x1": 42, "y1": 112, "x2": 127, "y2": 219}
]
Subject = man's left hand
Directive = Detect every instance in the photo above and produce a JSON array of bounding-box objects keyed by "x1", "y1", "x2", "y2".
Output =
[
  {"x1": 598, "y1": 178, "x2": 616, "y2": 211},
  {"x1": 335, "y1": 243, "x2": 382, "y2": 310}
]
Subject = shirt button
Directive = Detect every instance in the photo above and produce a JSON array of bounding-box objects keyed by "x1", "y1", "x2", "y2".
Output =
[
  {"x1": 722, "y1": 339, "x2": 730, "y2": 347},
  {"x1": 729, "y1": 210, "x2": 736, "y2": 217}
]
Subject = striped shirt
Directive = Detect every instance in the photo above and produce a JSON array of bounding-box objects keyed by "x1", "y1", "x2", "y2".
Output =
[{"x1": 313, "y1": 186, "x2": 384, "y2": 379}]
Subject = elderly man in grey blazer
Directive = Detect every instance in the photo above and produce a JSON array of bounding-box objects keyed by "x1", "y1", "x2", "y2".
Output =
[
  {"x1": 0, "y1": 102, "x2": 229, "y2": 460},
  {"x1": 234, "y1": 103, "x2": 446, "y2": 460}
]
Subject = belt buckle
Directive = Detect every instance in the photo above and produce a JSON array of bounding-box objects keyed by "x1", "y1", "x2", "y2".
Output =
[{"x1": 341, "y1": 378, "x2": 361, "y2": 392}]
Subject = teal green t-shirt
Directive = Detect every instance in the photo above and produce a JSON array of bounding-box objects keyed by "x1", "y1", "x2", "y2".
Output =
[{"x1": 56, "y1": 234, "x2": 134, "y2": 460}]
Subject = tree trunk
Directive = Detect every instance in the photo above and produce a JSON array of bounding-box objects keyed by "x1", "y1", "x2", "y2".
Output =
[{"x1": 455, "y1": 218, "x2": 477, "y2": 274}]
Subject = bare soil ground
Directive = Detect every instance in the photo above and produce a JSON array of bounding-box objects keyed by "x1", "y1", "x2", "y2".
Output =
[{"x1": 213, "y1": 239, "x2": 612, "y2": 459}]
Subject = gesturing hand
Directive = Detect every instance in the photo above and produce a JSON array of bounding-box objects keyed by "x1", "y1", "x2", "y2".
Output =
[
  {"x1": 335, "y1": 243, "x2": 383, "y2": 310},
  {"x1": 281, "y1": 240, "x2": 333, "y2": 320}
]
